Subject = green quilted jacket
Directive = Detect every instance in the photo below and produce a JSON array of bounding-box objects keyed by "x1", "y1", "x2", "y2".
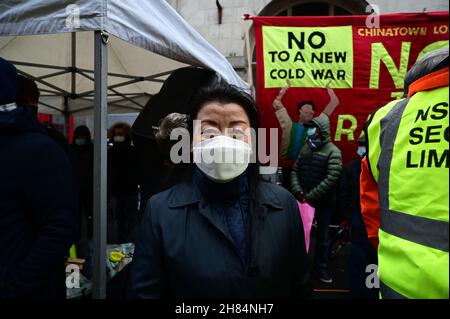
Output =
[{"x1": 291, "y1": 113, "x2": 342, "y2": 207}]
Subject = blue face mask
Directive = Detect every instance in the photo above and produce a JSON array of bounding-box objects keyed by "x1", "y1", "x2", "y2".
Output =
[
  {"x1": 75, "y1": 138, "x2": 87, "y2": 146},
  {"x1": 357, "y1": 146, "x2": 366, "y2": 157},
  {"x1": 307, "y1": 127, "x2": 317, "y2": 137}
]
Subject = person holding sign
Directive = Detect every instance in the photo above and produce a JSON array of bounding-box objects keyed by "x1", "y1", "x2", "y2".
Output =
[{"x1": 272, "y1": 80, "x2": 339, "y2": 162}]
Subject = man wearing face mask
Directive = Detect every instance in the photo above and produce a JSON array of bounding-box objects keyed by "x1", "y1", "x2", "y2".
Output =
[
  {"x1": 129, "y1": 80, "x2": 312, "y2": 299},
  {"x1": 338, "y1": 133, "x2": 378, "y2": 298},
  {"x1": 291, "y1": 113, "x2": 342, "y2": 284},
  {"x1": 107, "y1": 122, "x2": 139, "y2": 244}
]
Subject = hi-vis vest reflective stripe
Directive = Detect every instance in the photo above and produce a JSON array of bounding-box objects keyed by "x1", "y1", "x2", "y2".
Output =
[
  {"x1": 376, "y1": 86, "x2": 449, "y2": 299},
  {"x1": 366, "y1": 99, "x2": 404, "y2": 183}
]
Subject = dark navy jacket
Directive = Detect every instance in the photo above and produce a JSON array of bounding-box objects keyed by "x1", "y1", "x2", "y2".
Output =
[
  {"x1": 0, "y1": 107, "x2": 79, "y2": 299},
  {"x1": 128, "y1": 176, "x2": 312, "y2": 299}
]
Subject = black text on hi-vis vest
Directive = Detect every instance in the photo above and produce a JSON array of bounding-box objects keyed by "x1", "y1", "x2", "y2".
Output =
[{"x1": 407, "y1": 101, "x2": 449, "y2": 169}]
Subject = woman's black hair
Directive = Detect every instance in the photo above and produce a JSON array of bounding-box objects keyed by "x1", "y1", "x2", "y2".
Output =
[
  {"x1": 188, "y1": 77, "x2": 262, "y2": 214},
  {"x1": 188, "y1": 77, "x2": 259, "y2": 133}
]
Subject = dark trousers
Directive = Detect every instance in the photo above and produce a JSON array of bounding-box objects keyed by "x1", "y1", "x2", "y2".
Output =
[
  {"x1": 111, "y1": 194, "x2": 139, "y2": 244},
  {"x1": 348, "y1": 210, "x2": 379, "y2": 299},
  {"x1": 314, "y1": 205, "x2": 332, "y2": 271},
  {"x1": 77, "y1": 194, "x2": 93, "y2": 260}
]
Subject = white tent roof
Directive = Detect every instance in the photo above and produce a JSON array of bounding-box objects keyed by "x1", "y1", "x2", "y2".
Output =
[{"x1": 0, "y1": 0, "x2": 248, "y2": 115}]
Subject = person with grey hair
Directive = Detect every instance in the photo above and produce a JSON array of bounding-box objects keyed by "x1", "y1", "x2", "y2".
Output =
[
  {"x1": 361, "y1": 47, "x2": 449, "y2": 299},
  {"x1": 155, "y1": 112, "x2": 188, "y2": 158}
]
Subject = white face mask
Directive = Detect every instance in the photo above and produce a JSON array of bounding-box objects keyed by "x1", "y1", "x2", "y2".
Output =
[
  {"x1": 114, "y1": 135, "x2": 126, "y2": 143},
  {"x1": 357, "y1": 146, "x2": 366, "y2": 157},
  {"x1": 193, "y1": 135, "x2": 251, "y2": 183}
]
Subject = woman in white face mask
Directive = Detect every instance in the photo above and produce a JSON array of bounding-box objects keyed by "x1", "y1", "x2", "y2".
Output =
[
  {"x1": 192, "y1": 99, "x2": 253, "y2": 183},
  {"x1": 129, "y1": 79, "x2": 312, "y2": 299}
]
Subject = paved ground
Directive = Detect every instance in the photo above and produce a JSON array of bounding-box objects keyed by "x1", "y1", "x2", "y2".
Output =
[{"x1": 309, "y1": 226, "x2": 351, "y2": 299}]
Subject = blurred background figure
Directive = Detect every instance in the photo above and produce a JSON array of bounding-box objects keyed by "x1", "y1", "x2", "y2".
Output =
[
  {"x1": 339, "y1": 133, "x2": 378, "y2": 299},
  {"x1": 16, "y1": 74, "x2": 70, "y2": 154},
  {"x1": 70, "y1": 125, "x2": 94, "y2": 278},
  {"x1": 107, "y1": 122, "x2": 139, "y2": 244},
  {"x1": 0, "y1": 57, "x2": 78, "y2": 299},
  {"x1": 131, "y1": 113, "x2": 189, "y2": 223},
  {"x1": 155, "y1": 112, "x2": 190, "y2": 181}
]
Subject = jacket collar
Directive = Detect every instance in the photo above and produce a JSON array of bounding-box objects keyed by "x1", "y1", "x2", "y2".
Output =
[
  {"x1": 168, "y1": 177, "x2": 283, "y2": 210},
  {"x1": 408, "y1": 67, "x2": 449, "y2": 97},
  {"x1": 192, "y1": 167, "x2": 250, "y2": 204},
  {"x1": 0, "y1": 106, "x2": 46, "y2": 134}
]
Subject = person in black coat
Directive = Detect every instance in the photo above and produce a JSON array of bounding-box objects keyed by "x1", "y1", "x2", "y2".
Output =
[
  {"x1": 0, "y1": 58, "x2": 79, "y2": 299},
  {"x1": 16, "y1": 74, "x2": 71, "y2": 155},
  {"x1": 338, "y1": 136, "x2": 378, "y2": 299},
  {"x1": 70, "y1": 125, "x2": 94, "y2": 277},
  {"x1": 107, "y1": 122, "x2": 139, "y2": 244},
  {"x1": 128, "y1": 79, "x2": 312, "y2": 299}
]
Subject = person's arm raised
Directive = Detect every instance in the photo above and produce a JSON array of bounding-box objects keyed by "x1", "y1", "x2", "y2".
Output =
[
  {"x1": 272, "y1": 80, "x2": 291, "y2": 111},
  {"x1": 322, "y1": 83, "x2": 339, "y2": 117}
]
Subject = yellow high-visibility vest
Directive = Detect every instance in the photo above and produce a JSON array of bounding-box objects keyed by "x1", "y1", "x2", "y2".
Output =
[
  {"x1": 366, "y1": 99, "x2": 404, "y2": 182},
  {"x1": 367, "y1": 86, "x2": 449, "y2": 299}
]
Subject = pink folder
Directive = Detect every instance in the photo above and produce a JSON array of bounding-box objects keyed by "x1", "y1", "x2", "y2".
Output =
[{"x1": 297, "y1": 202, "x2": 315, "y2": 254}]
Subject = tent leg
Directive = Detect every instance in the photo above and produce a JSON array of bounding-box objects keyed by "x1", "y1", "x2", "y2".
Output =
[
  {"x1": 63, "y1": 97, "x2": 70, "y2": 140},
  {"x1": 92, "y1": 30, "x2": 108, "y2": 299}
]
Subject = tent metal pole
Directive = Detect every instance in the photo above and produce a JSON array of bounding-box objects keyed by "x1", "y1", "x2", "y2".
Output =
[
  {"x1": 16, "y1": 69, "x2": 69, "y2": 96},
  {"x1": 76, "y1": 70, "x2": 145, "y2": 108},
  {"x1": 65, "y1": 32, "x2": 76, "y2": 138},
  {"x1": 76, "y1": 69, "x2": 173, "y2": 98},
  {"x1": 36, "y1": 70, "x2": 70, "y2": 81},
  {"x1": 71, "y1": 32, "x2": 77, "y2": 96},
  {"x1": 8, "y1": 60, "x2": 68, "y2": 70},
  {"x1": 63, "y1": 97, "x2": 70, "y2": 139},
  {"x1": 92, "y1": 30, "x2": 108, "y2": 300},
  {"x1": 37, "y1": 100, "x2": 65, "y2": 114},
  {"x1": 39, "y1": 90, "x2": 64, "y2": 96}
]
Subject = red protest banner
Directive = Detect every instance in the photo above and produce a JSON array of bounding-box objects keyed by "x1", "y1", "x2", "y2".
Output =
[{"x1": 253, "y1": 12, "x2": 449, "y2": 166}]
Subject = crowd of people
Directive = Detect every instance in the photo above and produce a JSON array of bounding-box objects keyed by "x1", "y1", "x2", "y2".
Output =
[{"x1": 0, "y1": 46, "x2": 448, "y2": 299}]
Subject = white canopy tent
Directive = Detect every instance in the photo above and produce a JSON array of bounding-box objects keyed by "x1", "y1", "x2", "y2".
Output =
[
  {"x1": 0, "y1": 0, "x2": 248, "y2": 299},
  {"x1": 0, "y1": 0, "x2": 247, "y2": 116}
]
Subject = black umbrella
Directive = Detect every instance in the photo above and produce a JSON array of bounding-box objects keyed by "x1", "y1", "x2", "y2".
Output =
[{"x1": 132, "y1": 67, "x2": 217, "y2": 140}]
